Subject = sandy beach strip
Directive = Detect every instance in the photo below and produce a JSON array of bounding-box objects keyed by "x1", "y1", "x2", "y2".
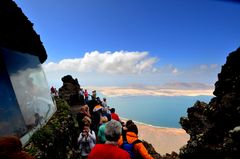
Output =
[{"x1": 122, "y1": 119, "x2": 189, "y2": 155}]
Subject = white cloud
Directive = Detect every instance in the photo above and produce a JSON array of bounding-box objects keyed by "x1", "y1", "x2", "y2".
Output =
[
  {"x1": 200, "y1": 64, "x2": 208, "y2": 70},
  {"x1": 153, "y1": 64, "x2": 179, "y2": 75},
  {"x1": 172, "y1": 68, "x2": 178, "y2": 74},
  {"x1": 199, "y1": 64, "x2": 218, "y2": 71},
  {"x1": 210, "y1": 64, "x2": 218, "y2": 69},
  {"x1": 42, "y1": 51, "x2": 219, "y2": 95},
  {"x1": 43, "y1": 51, "x2": 158, "y2": 74}
]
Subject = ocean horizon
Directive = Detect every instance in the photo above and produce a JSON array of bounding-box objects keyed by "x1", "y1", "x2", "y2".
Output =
[{"x1": 103, "y1": 95, "x2": 213, "y2": 128}]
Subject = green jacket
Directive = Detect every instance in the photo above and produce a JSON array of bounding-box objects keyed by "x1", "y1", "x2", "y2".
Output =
[{"x1": 97, "y1": 123, "x2": 107, "y2": 143}]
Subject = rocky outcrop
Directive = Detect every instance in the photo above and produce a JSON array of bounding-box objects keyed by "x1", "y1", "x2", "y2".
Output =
[
  {"x1": 58, "y1": 75, "x2": 84, "y2": 106},
  {"x1": 142, "y1": 140, "x2": 180, "y2": 159},
  {"x1": 179, "y1": 48, "x2": 240, "y2": 159},
  {"x1": 142, "y1": 140, "x2": 162, "y2": 159},
  {"x1": 0, "y1": 0, "x2": 47, "y2": 63}
]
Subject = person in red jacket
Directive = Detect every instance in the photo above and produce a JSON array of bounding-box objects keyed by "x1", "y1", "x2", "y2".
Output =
[
  {"x1": 88, "y1": 120, "x2": 130, "y2": 159},
  {"x1": 110, "y1": 108, "x2": 121, "y2": 122}
]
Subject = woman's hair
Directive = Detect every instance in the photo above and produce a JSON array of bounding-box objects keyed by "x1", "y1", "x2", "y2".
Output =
[
  {"x1": 80, "y1": 105, "x2": 89, "y2": 113},
  {"x1": 126, "y1": 120, "x2": 138, "y2": 135},
  {"x1": 82, "y1": 116, "x2": 91, "y2": 126},
  {"x1": 101, "y1": 116, "x2": 108, "y2": 123},
  {"x1": 126, "y1": 120, "x2": 133, "y2": 127},
  {"x1": 83, "y1": 104, "x2": 89, "y2": 110},
  {"x1": 105, "y1": 120, "x2": 122, "y2": 142},
  {"x1": 0, "y1": 136, "x2": 34, "y2": 159}
]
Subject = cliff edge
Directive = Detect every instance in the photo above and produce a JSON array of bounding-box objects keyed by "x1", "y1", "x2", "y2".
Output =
[{"x1": 180, "y1": 47, "x2": 240, "y2": 159}]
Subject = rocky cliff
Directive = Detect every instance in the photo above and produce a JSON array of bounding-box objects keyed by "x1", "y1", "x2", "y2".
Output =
[
  {"x1": 58, "y1": 75, "x2": 85, "y2": 106},
  {"x1": 180, "y1": 47, "x2": 240, "y2": 159}
]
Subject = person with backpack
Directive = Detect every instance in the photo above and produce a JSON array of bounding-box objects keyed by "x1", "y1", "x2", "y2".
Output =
[
  {"x1": 77, "y1": 125, "x2": 96, "y2": 159},
  {"x1": 118, "y1": 120, "x2": 153, "y2": 159}
]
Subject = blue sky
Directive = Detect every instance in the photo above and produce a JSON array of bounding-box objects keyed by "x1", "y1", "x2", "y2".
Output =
[{"x1": 15, "y1": 0, "x2": 240, "y2": 96}]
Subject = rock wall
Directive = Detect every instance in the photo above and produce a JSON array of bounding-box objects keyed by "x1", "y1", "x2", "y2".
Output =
[{"x1": 180, "y1": 48, "x2": 240, "y2": 159}]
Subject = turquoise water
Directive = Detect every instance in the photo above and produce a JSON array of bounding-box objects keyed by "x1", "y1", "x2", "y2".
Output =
[{"x1": 105, "y1": 95, "x2": 212, "y2": 128}]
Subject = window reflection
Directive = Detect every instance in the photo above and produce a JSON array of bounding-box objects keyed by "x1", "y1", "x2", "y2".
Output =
[
  {"x1": 0, "y1": 55, "x2": 27, "y2": 137},
  {"x1": 0, "y1": 48, "x2": 56, "y2": 143}
]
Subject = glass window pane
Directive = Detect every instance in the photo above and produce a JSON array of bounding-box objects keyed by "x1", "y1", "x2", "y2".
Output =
[
  {"x1": 1, "y1": 48, "x2": 56, "y2": 143},
  {"x1": 0, "y1": 53, "x2": 27, "y2": 137}
]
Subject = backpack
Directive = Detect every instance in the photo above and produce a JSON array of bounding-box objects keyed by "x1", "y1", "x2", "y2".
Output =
[{"x1": 121, "y1": 134, "x2": 142, "y2": 159}]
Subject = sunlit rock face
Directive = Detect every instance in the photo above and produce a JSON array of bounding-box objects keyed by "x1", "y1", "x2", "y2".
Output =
[{"x1": 180, "y1": 48, "x2": 240, "y2": 159}]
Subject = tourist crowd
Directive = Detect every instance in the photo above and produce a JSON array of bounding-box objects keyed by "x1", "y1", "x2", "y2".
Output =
[
  {"x1": 0, "y1": 88, "x2": 153, "y2": 159},
  {"x1": 76, "y1": 89, "x2": 153, "y2": 159}
]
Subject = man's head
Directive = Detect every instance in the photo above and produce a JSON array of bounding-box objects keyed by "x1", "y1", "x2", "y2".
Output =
[{"x1": 105, "y1": 120, "x2": 122, "y2": 142}]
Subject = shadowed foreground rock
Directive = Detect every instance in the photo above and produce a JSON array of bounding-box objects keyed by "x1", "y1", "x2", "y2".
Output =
[
  {"x1": 180, "y1": 47, "x2": 240, "y2": 159},
  {"x1": 143, "y1": 140, "x2": 180, "y2": 159},
  {"x1": 142, "y1": 140, "x2": 162, "y2": 159}
]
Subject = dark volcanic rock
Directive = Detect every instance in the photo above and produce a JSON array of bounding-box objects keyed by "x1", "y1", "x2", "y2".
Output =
[
  {"x1": 0, "y1": 0, "x2": 47, "y2": 63},
  {"x1": 142, "y1": 140, "x2": 180, "y2": 159},
  {"x1": 142, "y1": 140, "x2": 162, "y2": 159},
  {"x1": 161, "y1": 152, "x2": 179, "y2": 159},
  {"x1": 58, "y1": 75, "x2": 83, "y2": 106},
  {"x1": 179, "y1": 48, "x2": 240, "y2": 159}
]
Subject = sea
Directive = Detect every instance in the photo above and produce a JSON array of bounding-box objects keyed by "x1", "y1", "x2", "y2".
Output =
[{"x1": 102, "y1": 95, "x2": 213, "y2": 128}]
